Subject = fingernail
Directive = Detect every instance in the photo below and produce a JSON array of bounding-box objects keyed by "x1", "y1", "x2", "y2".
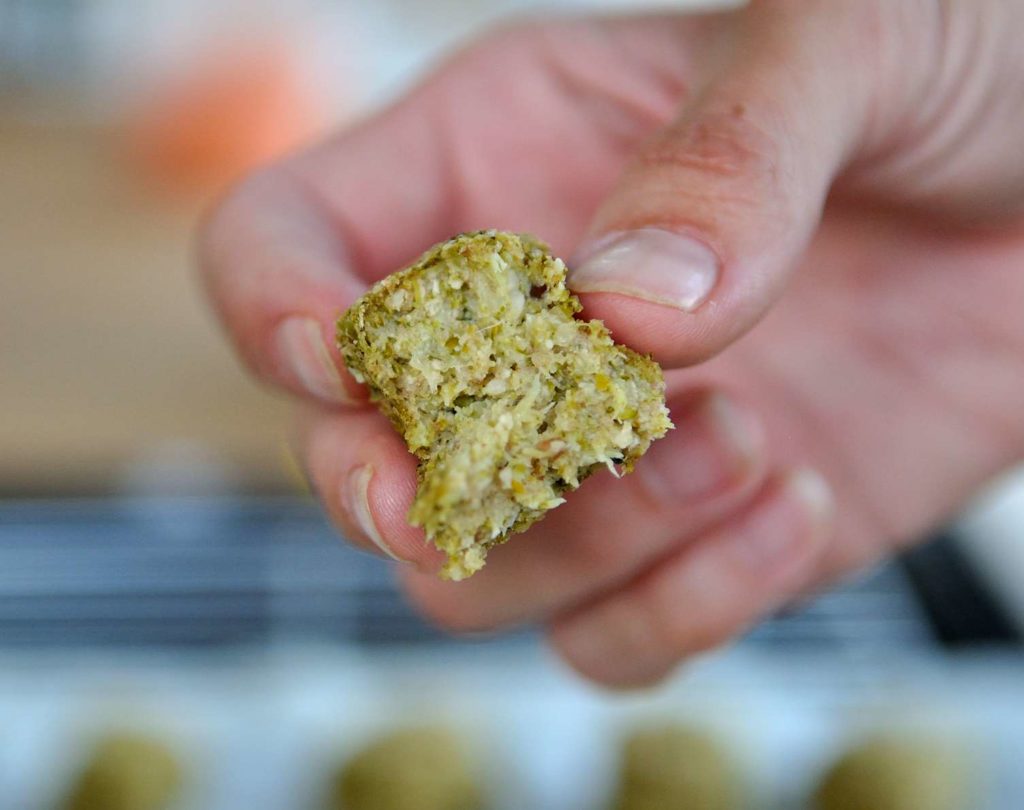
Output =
[
  {"x1": 731, "y1": 467, "x2": 834, "y2": 570},
  {"x1": 784, "y1": 467, "x2": 834, "y2": 534},
  {"x1": 638, "y1": 392, "x2": 762, "y2": 504},
  {"x1": 274, "y1": 316, "x2": 351, "y2": 404},
  {"x1": 345, "y1": 465, "x2": 399, "y2": 560},
  {"x1": 570, "y1": 229, "x2": 719, "y2": 311}
]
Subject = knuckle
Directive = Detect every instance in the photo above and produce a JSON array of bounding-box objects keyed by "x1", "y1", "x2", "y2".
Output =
[
  {"x1": 605, "y1": 106, "x2": 794, "y2": 241},
  {"x1": 638, "y1": 108, "x2": 780, "y2": 189}
]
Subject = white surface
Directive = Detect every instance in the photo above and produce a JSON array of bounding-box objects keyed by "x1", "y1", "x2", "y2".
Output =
[{"x1": 0, "y1": 645, "x2": 1021, "y2": 810}]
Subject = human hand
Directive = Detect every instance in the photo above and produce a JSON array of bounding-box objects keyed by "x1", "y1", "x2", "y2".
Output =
[{"x1": 200, "y1": 0, "x2": 1024, "y2": 687}]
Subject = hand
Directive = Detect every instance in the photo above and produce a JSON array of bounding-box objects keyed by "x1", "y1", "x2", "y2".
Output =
[{"x1": 200, "y1": 0, "x2": 1024, "y2": 687}]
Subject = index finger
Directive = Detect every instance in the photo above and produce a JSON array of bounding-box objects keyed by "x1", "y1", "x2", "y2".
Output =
[{"x1": 197, "y1": 94, "x2": 456, "y2": 404}]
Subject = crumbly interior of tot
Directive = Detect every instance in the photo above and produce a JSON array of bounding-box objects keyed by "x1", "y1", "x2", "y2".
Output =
[{"x1": 337, "y1": 231, "x2": 671, "y2": 580}]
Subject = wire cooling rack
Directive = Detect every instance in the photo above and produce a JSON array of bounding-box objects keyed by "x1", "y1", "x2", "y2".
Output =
[{"x1": 0, "y1": 496, "x2": 933, "y2": 652}]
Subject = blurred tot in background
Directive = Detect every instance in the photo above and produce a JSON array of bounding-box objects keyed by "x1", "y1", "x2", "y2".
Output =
[{"x1": 0, "y1": 1, "x2": 1022, "y2": 809}]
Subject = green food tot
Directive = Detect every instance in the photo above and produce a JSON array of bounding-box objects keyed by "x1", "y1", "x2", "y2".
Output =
[
  {"x1": 814, "y1": 736, "x2": 974, "y2": 810},
  {"x1": 62, "y1": 733, "x2": 182, "y2": 810},
  {"x1": 611, "y1": 726, "x2": 741, "y2": 810},
  {"x1": 329, "y1": 728, "x2": 483, "y2": 810},
  {"x1": 337, "y1": 231, "x2": 672, "y2": 579}
]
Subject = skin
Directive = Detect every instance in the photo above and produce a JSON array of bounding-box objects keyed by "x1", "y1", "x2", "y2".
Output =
[{"x1": 200, "y1": 0, "x2": 1024, "y2": 688}]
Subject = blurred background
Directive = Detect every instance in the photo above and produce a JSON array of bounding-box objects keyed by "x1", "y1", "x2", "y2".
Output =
[{"x1": 1, "y1": 0, "x2": 1022, "y2": 808}]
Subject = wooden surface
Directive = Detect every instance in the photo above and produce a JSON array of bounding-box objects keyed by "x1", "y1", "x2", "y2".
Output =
[{"x1": 0, "y1": 119, "x2": 294, "y2": 493}]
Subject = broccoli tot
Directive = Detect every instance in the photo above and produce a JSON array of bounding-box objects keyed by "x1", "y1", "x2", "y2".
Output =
[
  {"x1": 337, "y1": 231, "x2": 672, "y2": 579},
  {"x1": 610, "y1": 726, "x2": 742, "y2": 810},
  {"x1": 814, "y1": 736, "x2": 975, "y2": 810},
  {"x1": 328, "y1": 728, "x2": 483, "y2": 810},
  {"x1": 62, "y1": 732, "x2": 182, "y2": 810}
]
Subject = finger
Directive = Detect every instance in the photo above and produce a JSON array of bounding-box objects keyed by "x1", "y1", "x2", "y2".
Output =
[
  {"x1": 198, "y1": 169, "x2": 365, "y2": 406},
  {"x1": 297, "y1": 404, "x2": 444, "y2": 569},
  {"x1": 567, "y1": 2, "x2": 881, "y2": 367},
  {"x1": 400, "y1": 388, "x2": 766, "y2": 632},
  {"x1": 549, "y1": 468, "x2": 834, "y2": 689},
  {"x1": 200, "y1": 15, "x2": 711, "y2": 403},
  {"x1": 197, "y1": 96, "x2": 453, "y2": 405}
]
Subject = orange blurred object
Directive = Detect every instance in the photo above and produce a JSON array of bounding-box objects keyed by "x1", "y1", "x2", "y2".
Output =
[{"x1": 123, "y1": 40, "x2": 323, "y2": 197}]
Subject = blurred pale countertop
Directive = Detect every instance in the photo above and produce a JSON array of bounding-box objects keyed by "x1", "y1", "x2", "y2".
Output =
[{"x1": 0, "y1": 119, "x2": 293, "y2": 493}]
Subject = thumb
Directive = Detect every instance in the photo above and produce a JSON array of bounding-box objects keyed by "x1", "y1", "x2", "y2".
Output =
[{"x1": 568, "y1": 4, "x2": 878, "y2": 367}]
